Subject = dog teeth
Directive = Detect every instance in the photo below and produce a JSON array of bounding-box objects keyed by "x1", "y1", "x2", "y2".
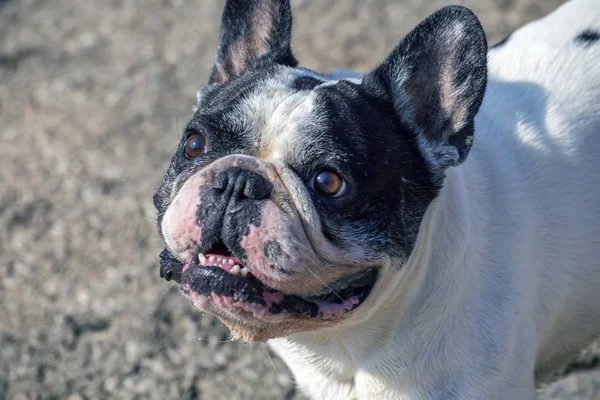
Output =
[{"x1": 201, "y1": 254, "x2": 244, "y2": 274}]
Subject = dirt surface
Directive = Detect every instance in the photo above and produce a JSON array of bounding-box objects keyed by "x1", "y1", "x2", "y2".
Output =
[{"x1": 1, "y1": 0, "x2": 599, "y2": 399}]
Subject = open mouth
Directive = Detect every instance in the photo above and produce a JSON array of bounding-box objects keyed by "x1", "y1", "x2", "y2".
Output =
[{"x1": 161, "y1": 240, "x2": 378, "y2": 319}]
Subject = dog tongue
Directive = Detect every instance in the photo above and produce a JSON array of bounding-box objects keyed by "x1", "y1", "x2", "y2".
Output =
[{"x1": 315, "y1": 296, "x2": 360, "y2": 319}]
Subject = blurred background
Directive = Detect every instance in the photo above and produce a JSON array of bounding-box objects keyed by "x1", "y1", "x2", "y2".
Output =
[{"x1": 1, "y1": 0, "x2": 599, "y2": 399}]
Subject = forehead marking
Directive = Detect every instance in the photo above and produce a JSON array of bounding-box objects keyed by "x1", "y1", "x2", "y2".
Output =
[
  {"x1": 226, "y1": 67, "x2": 363, "y2": 162},
  {"x1": 265, "y1": 91, "x2": 317, "y2": 162},
  {"x1": 242, "y1": 81, "x2": 318, "y2": 162}
]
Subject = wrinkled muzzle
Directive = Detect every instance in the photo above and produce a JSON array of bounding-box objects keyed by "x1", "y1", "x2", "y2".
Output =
[{"x1": 158, "y1": 155, "x2": 378, "y2": 339}]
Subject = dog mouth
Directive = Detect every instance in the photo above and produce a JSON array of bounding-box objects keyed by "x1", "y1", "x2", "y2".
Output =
[{"x1": 160, "y1": 240, "x2": 378, "y2": 319}]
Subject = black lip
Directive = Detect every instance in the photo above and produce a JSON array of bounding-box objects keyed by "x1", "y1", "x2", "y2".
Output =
[
  {"x1": 181, "y1": 265, "x2": 266, "y2": 305},
  {"x1": 179, "y1": 261, "x2": 379, "y2": 319},
  {"x1": 159, "y1": 249, "x2": 184, "y2": 283},
  {"x1": 159, "y1": 244, "x2": 379, "y2": 319},
  {"x1": 158, "y1": 240, "x2": 233, "y2": 285}
]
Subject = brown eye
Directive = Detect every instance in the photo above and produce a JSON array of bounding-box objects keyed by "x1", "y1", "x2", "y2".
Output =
[
  {"x1": 184, "y1": 132, "x2": 206, "y2": 158},
  {"x1": 313, "y1": 170, "x2": 346, "y2": 197}
]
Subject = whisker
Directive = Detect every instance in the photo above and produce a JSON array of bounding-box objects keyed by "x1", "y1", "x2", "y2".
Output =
[
  {"x1": 196, "y1": 337, "x2": 237, "y2": 343},
  {"x1": 262, "y1": 344, "x2": 282, "y2": 380},
  {"x1": 145, "y1": 214, "x2": 159, "y2": 223},
  {"x1": 158, "y1": 282, "x2": 176, "y2": 301},
  {"x1": 303, "y1": 264, "x2": 345, "y2": 302},
  {"x1": 175, "y1": 116, "x2": 182, "y2": 140}
]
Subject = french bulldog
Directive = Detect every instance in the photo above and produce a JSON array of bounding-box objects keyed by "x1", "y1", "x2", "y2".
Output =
[{"x1": 154, "y1": 0, "x2": 600, "y2": 398}]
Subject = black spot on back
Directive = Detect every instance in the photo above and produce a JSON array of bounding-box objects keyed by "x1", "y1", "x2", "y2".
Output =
[
  {"x1": 574, "y1": 29, "x2": 600, "y2": 47},
  {"x1": 490, "y1": 33, "x2": 511, "y2": 50}
]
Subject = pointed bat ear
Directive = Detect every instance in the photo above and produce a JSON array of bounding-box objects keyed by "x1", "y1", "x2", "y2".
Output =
[
  {"x1": 209, "y1": 0, "x2": 297, "y2": 85},
  {"x1": 364, "y1": 6, "x2": 488, "y2": 173}
]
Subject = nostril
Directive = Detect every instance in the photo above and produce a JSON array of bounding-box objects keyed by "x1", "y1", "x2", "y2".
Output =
[
  {"x1": 212, "y1": 171, "x2": 229, "y2": 191},
  {"x1": 212, "y1": 167, "x2": 272, "y2": 200},
  {"x1": 243, "y1": 176, "x2": 272, "y2": 200}
]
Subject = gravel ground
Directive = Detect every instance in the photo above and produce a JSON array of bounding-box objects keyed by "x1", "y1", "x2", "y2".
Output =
[{"x1": 1, "y1": 0, "x2": 599, "y2": 399}]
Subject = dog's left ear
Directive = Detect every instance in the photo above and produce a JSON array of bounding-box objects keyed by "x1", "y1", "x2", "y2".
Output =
[
  {"x1": 364, "y1": 6, "x2": 487, "y2": 172},
  {"x1": 209, "y1": 0, "x2": 297, "y2": 84}
]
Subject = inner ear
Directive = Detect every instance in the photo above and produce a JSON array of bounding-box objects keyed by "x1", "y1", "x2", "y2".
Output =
[{"x1": 209, "y1": 0, "x2": 297, "y2": 84}]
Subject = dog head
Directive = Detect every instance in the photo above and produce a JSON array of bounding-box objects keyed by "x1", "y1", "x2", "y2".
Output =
[{"x1": 154, "y1": 0, "x2": 487, "y2": 342}]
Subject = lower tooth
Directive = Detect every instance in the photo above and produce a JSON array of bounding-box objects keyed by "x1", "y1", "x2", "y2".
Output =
[
  {"x1": 240, "y1": 267, "x2": 249, "y2": 278},
  {"x1": 231, "y1": 265, "x2": 241, "y2": 275},
  {"x1": 198, "y1": 254, "x2": 206, "y2": 264}
]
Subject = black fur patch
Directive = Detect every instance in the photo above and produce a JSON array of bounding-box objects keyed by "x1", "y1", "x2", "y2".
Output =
[
  {"x1": 182, "y1": 266, "x2": 267, "y2": 305},
  {"x1": 303, "y1": 80, "x2": 437, "y2": 259},
  {"x1": 574, "y1": 29, "x2": 600, "y2": 47}
]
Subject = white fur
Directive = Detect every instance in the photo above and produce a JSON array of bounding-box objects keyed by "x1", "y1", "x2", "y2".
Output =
[{"x1": 269, "y1": 1, "x2": 600, "y2": 398}]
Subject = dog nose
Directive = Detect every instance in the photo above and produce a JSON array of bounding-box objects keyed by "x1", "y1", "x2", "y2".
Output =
[{"x1": 212, "y1": 167, "x2": 272, "y2": 200}]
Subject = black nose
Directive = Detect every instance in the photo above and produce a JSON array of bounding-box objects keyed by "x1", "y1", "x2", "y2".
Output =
[{"x1": 212, "y1": 167, "x2": 272, "y2": 200}]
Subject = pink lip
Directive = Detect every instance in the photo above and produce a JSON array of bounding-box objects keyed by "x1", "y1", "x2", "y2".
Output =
[{"x1": 182, "y1": 262, "x2": 191, "y2": 273}]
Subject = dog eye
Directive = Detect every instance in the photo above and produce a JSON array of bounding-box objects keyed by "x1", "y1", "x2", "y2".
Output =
[
  {"x1": 312, "y1": 170, "x2": 346, "y2": 197},
  {"x1": 184, "y1": 132, "x2": 207, "y2": 158}
]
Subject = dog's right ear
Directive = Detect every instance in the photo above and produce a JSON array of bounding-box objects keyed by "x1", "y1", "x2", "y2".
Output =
[
  {"x1": 209, "y1": 0, "x2": 297, "y2": 84},
  {"x1": 363, "y1": 6, "x2": 487, "y2": 176}
]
